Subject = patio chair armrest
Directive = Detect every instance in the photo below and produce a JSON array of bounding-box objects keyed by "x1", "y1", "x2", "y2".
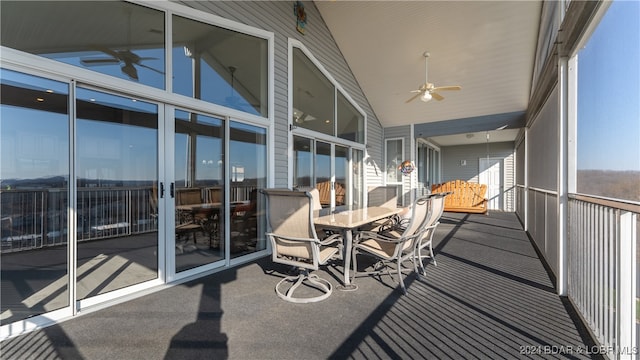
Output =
[
  {"x1": 265, "y1": 232, "x2": 317, "y2": 244},
  {"x1": 319, "y1": 233, "x2": 344, "y2": 247}
]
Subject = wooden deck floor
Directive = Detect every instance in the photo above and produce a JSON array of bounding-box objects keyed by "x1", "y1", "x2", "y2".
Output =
[{"x1": 1, "y1": 212, "x2": 598, "y2": 359}]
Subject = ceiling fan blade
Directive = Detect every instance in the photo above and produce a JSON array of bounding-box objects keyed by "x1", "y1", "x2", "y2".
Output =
[
  {"x1": 405, "y1": 92, "x2": 423, "y2": 103},
  {"x1": 137, "y1": 62, "x2": 165, "y2": 75},
  {"x1": 431, "y1": 92, "x2": 445, "y2": 101},
  {"x1": 121, "y1": 63, "x2": 139, "y2": 80},
  {"x1": 91, "y1": 46, "x2": 121, "y2": 60},
  {"x1": 432, "y1": 85, "x2": 461, "y2": 92},
  {"x1": 81, "y1": 58, "x2": 120, "y2": 65}
]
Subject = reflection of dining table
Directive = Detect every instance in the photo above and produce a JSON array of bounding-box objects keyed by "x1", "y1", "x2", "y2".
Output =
[
  {"x1": 176, "y1": 202, "x2": 247, "y2": 246},
  {"x1": 314, "y1": 206, "x2": 403, "y2": 291}
]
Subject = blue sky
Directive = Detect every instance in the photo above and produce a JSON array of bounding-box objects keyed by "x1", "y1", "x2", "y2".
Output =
[{"x1": 577, "y1": 0, "x2": 640, "y2": 171}]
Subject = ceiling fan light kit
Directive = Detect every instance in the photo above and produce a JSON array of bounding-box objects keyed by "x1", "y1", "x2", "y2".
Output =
[{"x1": 405, "y1": 51, "x2": 461, "y2": 104}]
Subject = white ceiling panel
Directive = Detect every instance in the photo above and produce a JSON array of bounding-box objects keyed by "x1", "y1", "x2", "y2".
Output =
[{"x1": 316, "y1": 1, "x2": 542, "y2": 144}]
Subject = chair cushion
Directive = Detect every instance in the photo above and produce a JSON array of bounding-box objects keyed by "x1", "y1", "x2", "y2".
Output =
[{"x1": 359, "y1": 238, "x2": 396, "y2": 258}]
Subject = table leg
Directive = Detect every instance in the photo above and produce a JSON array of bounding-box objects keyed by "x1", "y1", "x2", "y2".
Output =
[{"x1": 338, "y1": 229, "x2": 358, "y2": 291}]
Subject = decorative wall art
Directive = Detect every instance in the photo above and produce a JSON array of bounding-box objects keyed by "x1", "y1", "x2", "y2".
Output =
[
  {"x1": 399, "y1": 160, "x2": 415, "y2": 176},
  {"x1": 294, "y1": 1, "x2": 307, "y2": 35}
]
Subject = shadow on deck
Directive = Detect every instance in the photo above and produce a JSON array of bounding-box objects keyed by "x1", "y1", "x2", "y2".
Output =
[{"x1": 1, "y1": 212, "x2": 599, "y2": 359}]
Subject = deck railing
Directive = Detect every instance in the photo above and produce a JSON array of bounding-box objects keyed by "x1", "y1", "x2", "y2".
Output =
[
  {"x1": 517, "y1": 185, "x2": 639, "y2": 359},
  {"x1": 1, "y1": 184, "x2": 257, "y2": 253},
  {"x1": 568, "y1": 194, "x2": 638, "y2": 359}
]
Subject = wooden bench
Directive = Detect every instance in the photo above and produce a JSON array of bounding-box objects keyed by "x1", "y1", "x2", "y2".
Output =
[
  {"x1": 316, "y1": 181, "x2": 345, "y2": 206},
  {"x1": 431, "y1": 180, "x2": 488, "y2": 214}
]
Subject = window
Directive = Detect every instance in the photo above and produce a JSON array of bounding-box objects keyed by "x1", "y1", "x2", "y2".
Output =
[
  {"x1": 172, "y1": 15, "x2": 268, "y2": 117},
  {"x1": 292, "y1": 48, "x2": 335, "y2": 136},
  {"x1": 337, "y1": 92, "x2": 364, "y2": 143},
  {"x1": 293, "y1": 136, "x2": 314, "y2": 188},
  {"x1": 576, "y1": 0, "x2": 640, "y2": 201},
  {"x1": 386, "y1": 139, "x2": 403, "y2": 184},
  {"x1": 292, "y1": 46, "x2": 365, "y2": 143},
  {"x1": 1, "y1": 1, "x2": 165, "y2": 89}
]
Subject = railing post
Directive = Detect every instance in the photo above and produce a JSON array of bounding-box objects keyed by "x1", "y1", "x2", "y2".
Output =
[{"x1": 618, "y1": 211, "x2": 637, "y2": 359}]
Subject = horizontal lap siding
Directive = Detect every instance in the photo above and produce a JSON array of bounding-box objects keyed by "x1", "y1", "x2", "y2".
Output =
[{"x1": 173, "y1": 1, "x2": 384, "y2": 188}]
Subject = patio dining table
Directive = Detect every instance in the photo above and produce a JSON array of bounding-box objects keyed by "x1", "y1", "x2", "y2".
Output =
[{"x1": 314, "y1": 206, "x2": 403, "y2": 291}]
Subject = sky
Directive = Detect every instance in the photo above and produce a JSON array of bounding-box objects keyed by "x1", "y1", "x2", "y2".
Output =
[{"x1": 577, "y1": 0, "x2": 640, "y2": 171}]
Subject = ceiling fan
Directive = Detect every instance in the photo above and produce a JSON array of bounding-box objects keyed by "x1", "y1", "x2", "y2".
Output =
[
  {"x1": 81, "y1": 47, "x2": 164, "y2": 80},
  {"x1": 405, "y1": 51, "x2": 461, "y2": 103}
]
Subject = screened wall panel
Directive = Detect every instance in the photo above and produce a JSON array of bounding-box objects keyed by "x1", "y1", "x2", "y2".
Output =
[{"x1": 527, "y1": 86, "x2": 558, "y2": 191}]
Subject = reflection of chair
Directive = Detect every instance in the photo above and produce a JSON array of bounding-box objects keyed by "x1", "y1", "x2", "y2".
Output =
[
  {"x1": 351, "y1": 196, "x2": 430, "y2": 295},
  {"x1": 261, "y1": 189, "x2": 343, "y2": 303},
  {"x1": 207, "y1": 187, "x2": 222, "y2": 203},
  {"x1": 176, "y1": 188, "x2": 202, "y2": 205},
  {"x1": 231, "y1": 189, "x2": 258, "y2": 252},
  {"x1": 414, "y1": 193, "x2": 447, "y2": 274},
  {"x1": 175, "y1": 188, "x2": 203, "y2": 246}
]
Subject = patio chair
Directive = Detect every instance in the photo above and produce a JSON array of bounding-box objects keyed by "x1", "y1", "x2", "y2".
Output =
[
  {"x1": 351, "y1": 195, "x2": 431, "y2": 295},
  {"x1": 413, "y1": 192, "x2": 447, "y2": 275},
  {"x1": 261, "y1": 189, "x2": 343, "y2": 303},
  {"x1": 362, "y1": 185, "x2": 401, "y2": 232}
]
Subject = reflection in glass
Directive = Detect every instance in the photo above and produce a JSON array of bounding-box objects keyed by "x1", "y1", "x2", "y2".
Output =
[
  {"x1": 1, "y1": 1, "x2": 165, "y2": 89},
  {"x1": 172, "y1": 15, "x2": 268, "y2": 117},
  {"x1": 76, "y1": 88, "x2": 158, "y2": 299},
  {"x1": 335, "y1": 145, "x2": 348, "y2": 206},
  {"x1": 293, "y1": 48, "x2": 335, "y2": 136},
  {"x1": 352, "y1": 149, "x2": 364, "y2": 208},
  {"x1": 316, "y1": 141, "x2": 332, "y2": 207},
  {"x1": 229, "y1": 122, "x2": 267, "y2": 258},
  {"x1": 174, "y1": 110, "x2": 225, "y2": 272},
  {"x1": 386, "y1": 139, "x2": 403, "y2": 184},
  {"x1": 337, "y1": 92, "x2": 364, "y2": 143},
  {"x1": 293, "y1": 136, "x2": 314, "y2": 188},
  {"x1": 1, "y1": 69, "x2": 70, "y2": 322}
]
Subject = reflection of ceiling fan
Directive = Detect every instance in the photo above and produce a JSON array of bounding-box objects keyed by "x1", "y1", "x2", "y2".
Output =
[
  {"x1": 406, "y1": 51, "x2": 461, "y2": 103},
  {"x1": 225, "y1": 66, "x2": 259, "y2": 110},
  {"x1": 81, "y1": 47, "x2": 164, "y2": 80},
  {"x1": 80, "y1": 8, "x2": 163, "y2": 81}
]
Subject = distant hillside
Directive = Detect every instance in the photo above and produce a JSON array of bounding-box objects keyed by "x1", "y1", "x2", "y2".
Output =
[{"x1": 577, "y1": 170, "x2": 640, "y2": 202}]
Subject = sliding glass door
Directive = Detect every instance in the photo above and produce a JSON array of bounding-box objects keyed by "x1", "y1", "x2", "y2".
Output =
[
  {"x1": 173, "y1": 110, "x2": 224, "y2": 272},
  {"x1": 293, "y1": 135, "x2": 362, "y2": 209},
  {"x1": 1, "y1": 70, "x2": 71, "y2": 322}
]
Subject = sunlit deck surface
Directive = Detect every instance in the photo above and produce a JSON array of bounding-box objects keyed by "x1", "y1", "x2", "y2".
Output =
[{"x1": 1, "y1": 212, "x2": 598, "y2": 359}]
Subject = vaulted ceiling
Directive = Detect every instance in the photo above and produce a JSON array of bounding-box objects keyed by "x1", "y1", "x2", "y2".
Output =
[{"x1": 316, "y1": 1, "x2": 542, "y2": 145}]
